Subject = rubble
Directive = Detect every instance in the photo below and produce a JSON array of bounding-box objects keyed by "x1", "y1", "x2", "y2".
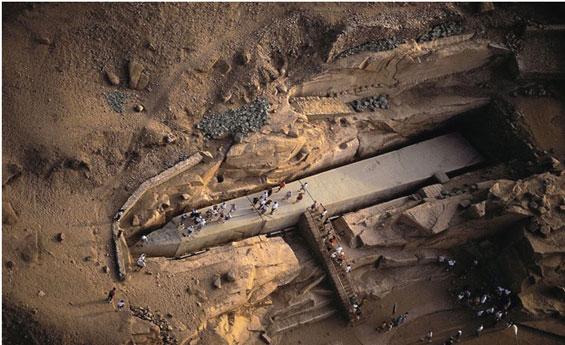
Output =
[
  {"x1": 349, "y1": 94, "x2": 389, "y2": 112},
  {"x1": 417, "y1": 21, "x2": 462, "y2": 43},
  {"x1": 105, "y1": 91, "x2": 128, "y2": 114},
  {"x1": 336, "y1": 37, "x2": 405, "y2": 59},
  {"x1": 196, "y1": 98, "x2": 270, "y2": 140}
]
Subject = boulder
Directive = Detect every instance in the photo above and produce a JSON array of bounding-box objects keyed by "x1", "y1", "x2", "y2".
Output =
[
  {"x1": 401, "y1": 196, "x2": 467, "y2": 235},
  {"x1": 105, "y1": 71, "x2": 120, "y2": 86},
  {"x1": 225, "y1": 269, "x2": 237, "y2": 282},
  {"x1": 466, "y1": 201, "x2": 486, "y2": 219},
  {"x1": 128, "y1": 61, "x2": 144, "y2": 89},
  {"x1": 213, "y1": 274, "x2": 222, "y2": 289}
]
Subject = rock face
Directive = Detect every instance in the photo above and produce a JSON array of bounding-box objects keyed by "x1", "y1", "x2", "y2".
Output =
[
  {"x1": 335, "y1": 169, "x2": 565, "y2": 302},
  {"x1": 135, "y1": 235, "x2": 300, "y2": 345}
]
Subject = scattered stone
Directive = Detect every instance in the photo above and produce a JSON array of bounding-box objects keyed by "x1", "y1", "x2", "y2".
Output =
[
  {"x1": 105, "y1": 71, "x2": 120, "y2": 86},
  {"x1": 36, "y1": 36, "x2": 51, "y2": 45},
  {"x1": 287, "y1": 128, "x2": 299, "y2": 138},
  {"x1": 37, "y1": 290, "x2": 46, "y2": 297},
  {"x1": 128, "y1": 61, "x2": 144, "y2": 89},
  {"x1": 56, "y1": 232, "x2": 65, "y2": 242},
  {"x1": 199, "y1": 151, "x2": 214, "y2": 163},
  {"x1": 197, "y1": 98, "x2": 270, "y2": 139},
  {"x1": 5, "y1": 261, "x2": 15, "y2": 269},
  {"x1": 434, "y1": 171, "x2": 450, "y2": 184},
  {"x1": 105, "y1": 91, "x2": 128, "y2": 114},
  {"x1": 418, "y1": 21, "x2": 462, "y2": 43},
  {"x1": 528, "y1": 201, "x2": 539, "y2": 210},
  {"x1": 84, "y1": 256, "x2": 92, "y2": 262},
  {"x1": 165, "y1": 133, "x2": 177, "y2": 144},
  {"x1": 102, "y1": 265, "x2": 109, "y2": 273},
  {"x1": 166, "y1": 312, "x2": 173, "y2": 318},
  {"x1": 233, "y1": 132, "x2": 244, "y2": 143},
  {"x1": 213, "y1": 274, "x2": 222, "y2": 289},
  {"x1": 349, "y1": 94, "x2": 389, "y2": 112},
  {"x1": 225, "y1": 269, "x2": 237, "y2": 282},
  {"x1": 337, "y1": 37, "x2": 405, "y2": 59},
  {"x1": 2, "y1": 202, "x2": 18, "y2": 225},
  {"x1": 539, "y1": 225, "x2": 551, "y2": 236},
  {"x1": 134, "y1": 104, "x2": 144, "y2": 113},
  {"x1": 137, "y1": 72, "x2": 150, "y2": 90},
  {"x1": 504, "y1": 32, "x2": 523, "y2": 53},
  {"x1": 213, "y1": 59, "x2": 232, "y2": 75},
  {"x1": 458, "y1": 200, "x2": 471, "y2": 209},
  {"x1": 466, "y1": 201, "x2": 486, "y2": 219},
  {"x1": 132, "y1": 215, "x2": 141, "y2": 227},
  {"x1": 238, "y1": 50, "x2": 251, "y2": 65}
]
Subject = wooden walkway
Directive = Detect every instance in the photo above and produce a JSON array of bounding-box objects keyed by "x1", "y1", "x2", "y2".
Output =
[{"x1": 298, "y1": 208, "x2": 363, "y2": 325}]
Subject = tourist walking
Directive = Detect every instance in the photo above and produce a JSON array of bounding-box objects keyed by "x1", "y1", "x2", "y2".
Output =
[
  {"x1": 455, "y1": 329, "x2": 462, "y2": 342},
  {"x1": 299, "y1": 181, "x2": 308, "y2": 193},
  {"x1": 283, "y1": 191, "x2": 292, "y2": 201},
  {"x1": 270, "y1": 202, "x2": 279, "y2": 215},
  {"x1": 106, "y1": 287, "x2": 116, "y2": 303},
  {"x1": 140, "y1": 235, "x2": 149, "y2": 245},
  {"x1": 293, "y1": 192, "x2": 304, "y2": 204},
  {"x1": 116, "y1": 300, "x2": 125, "y2": 312},
  {"x1": 475, "y1": 325, "x2": 483, "y2": 336},
  {"x1": 422, "y1": 331, "x2": 433, "y2": 343},
  {"x1": 229, "y1": 203, "x2": 237, "y2": 214},
  {"x1": 277, "y1": 181, "x2": 286, "y2": 192},
  {"x1": 136, "y1": 254, "x2": 146, "y2": 271},
  {"x1": 220, "y1": 202, "x2": 227, "y2": 211}
]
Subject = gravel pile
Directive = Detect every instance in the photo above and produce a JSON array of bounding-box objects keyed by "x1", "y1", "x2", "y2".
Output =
[
  {"x1": 105, "y1": 91, "x2": 128, "y2": 114},
  {"x1": 196, "y1": 98, "x2": 270, "y2": 142},
  {"x1": 349, "y1": 94, "x2": 389, "y2": 112},
  {"x1": 504, "y1": 32, "x2": 523, "y2": 52},
  {"x1": 417, "y1": 21, "x2": 462, "y2": 43},
  {"x1": 131, "y1": 306, "x2": 178, "y2": 345},
  {"x1": 336, "y1": 37, "x2": 406, "y2": 59},
  {"x1": 511, "y1": 84, "x2": 556, "y2": 98}
]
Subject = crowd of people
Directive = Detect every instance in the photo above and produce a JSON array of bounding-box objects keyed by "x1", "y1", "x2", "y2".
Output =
[
  {"x1": 310, "y1": 202, "x2": 360, "y2": 319},
  {"x1": 377, "y1": 312, "x2": 409, "y2": 333},
  {"x1": 414, "y1": 257, "x2": 516, "y2": 344},
  {"x1": 374, "y1": 256, "x2": 517, "y2": 343}
]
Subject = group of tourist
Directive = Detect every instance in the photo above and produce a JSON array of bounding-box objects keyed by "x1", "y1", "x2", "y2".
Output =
[
  {"x1": 420, "y1": 257, "x2": 517, "y2": 344},
  {"x1": 105, "y1": 287, "x2": 126, "y2": 312},
  {"x1": 377, "y1": 312, "x2": 409, "y2": 333}
]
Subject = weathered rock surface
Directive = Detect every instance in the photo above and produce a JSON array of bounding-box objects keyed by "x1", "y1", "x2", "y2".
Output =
[{"x1": 2, "y1": 202, "x2": 18, "y2": 225}]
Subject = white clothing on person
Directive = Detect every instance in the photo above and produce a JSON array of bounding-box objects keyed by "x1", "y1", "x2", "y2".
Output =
[
  {"x1": 345, "y1": 265, "x2": 351, "y2": 273},
  {"x1": 141, "y1": 235, "x2": 149, "y2": 244},
  {"x1": 137, "y1": 254, "x2": 146, "y2": 268}
]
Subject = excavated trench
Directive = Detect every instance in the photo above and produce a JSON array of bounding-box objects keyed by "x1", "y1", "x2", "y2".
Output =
[{"x1": 128, "y1": 99, "x2": 536, "y2": 259}]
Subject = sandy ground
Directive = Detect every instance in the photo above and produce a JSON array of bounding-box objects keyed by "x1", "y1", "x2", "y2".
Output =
[{"x1": 2, "y1": 2, "x2": 565, "y2": 345}]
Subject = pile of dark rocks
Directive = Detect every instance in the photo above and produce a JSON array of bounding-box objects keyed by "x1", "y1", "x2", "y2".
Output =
[
  {"x1": 196, "y1": 98, "x2": 270, "y2": 142},
  {"x1": 336, "y1": 37, "x2": 406, "y2": 59},
  {"x1": 105, "y1": 91, "x2": 128, "y2": 114},
  {"x1": 417, "y1": 21, "x2": 462, "y2": 43},
  {"x1": 349, "y1": 94, "x2": 389, "y2": 112},
  {"x1": 511, "y1": 84, "x2": 556, "y2": 98},
  {"x1": 130, "y1": 306, "x2": 178, "y2": 345},
  {"x1": 504, "y1": 32, "x2": 523, "y2": 52}
]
